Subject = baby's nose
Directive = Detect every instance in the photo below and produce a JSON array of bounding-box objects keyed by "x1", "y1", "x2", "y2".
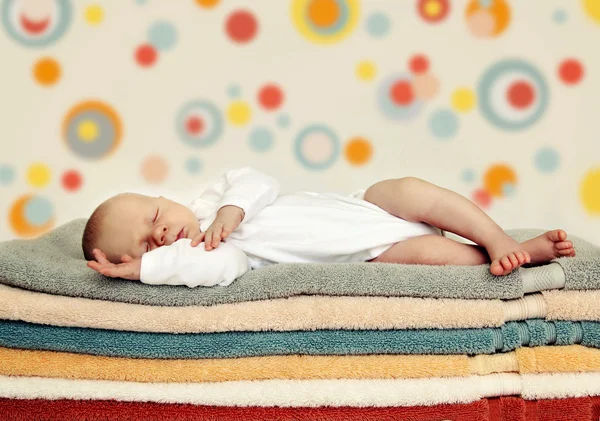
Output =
[{"x1": 154, "y1": 226, "x2": 168, "y2": 245}]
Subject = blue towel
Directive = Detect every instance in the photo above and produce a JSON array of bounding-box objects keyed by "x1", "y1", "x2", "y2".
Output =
[{"x1": 0, "y1": 319, "x2": 596, "y2": 359}]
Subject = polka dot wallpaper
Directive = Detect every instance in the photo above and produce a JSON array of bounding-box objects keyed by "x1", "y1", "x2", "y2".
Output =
[{"x1": 0, "y1": 0, "x2": 599, "y2": 244}]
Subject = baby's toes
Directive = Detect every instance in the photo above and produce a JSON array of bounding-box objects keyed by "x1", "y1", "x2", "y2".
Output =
[
  {"x1": 500, "y1": 256, "x2": 513, "y2": 274},
  {"x1": 514, "y1": 251, "x2": 526, "y2": 264},
  {"x1": 555, "y1": 240, "x2": 573, "y2": 250},
  {"x1": 490, "y1": 260, "x2": 504, "y2": 276}
]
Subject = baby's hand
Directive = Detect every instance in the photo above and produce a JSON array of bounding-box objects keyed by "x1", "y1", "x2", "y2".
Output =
[
  {"x1": 191, "y1": 205, "x2": 244, "y2": 251},
  {"x1": 87, "y1": 249, "x2": 141, "y2": 281}
]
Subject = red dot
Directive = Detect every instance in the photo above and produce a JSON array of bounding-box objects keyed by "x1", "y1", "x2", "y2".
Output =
[
  {"x1": 62, "y1": 170, "x2": 83, "y2": 192},
  {"x1": 390, "y1": 81, "x2": 414, "y2": 106},
  {"x1": 135, "y1": 44, "x2": 157, "y2": 67},
  {"x1": 186, "y1": 116, "x2": 204, "y2": 135},
  {"x1": 559, "y1": 59, "x2": 584, "y2": 85},
  {"x1": 258, "y1": 84, "x2": 284, "y2": 111},
  {"x1": 226, "y1": 10, "x2": 258, "y2": 43},
  {"x1": 472, "y1": 188, "x2": 491, "y2": 209},
  {"x1": 507, "y1": 81, "x2": 535, "y2": 109},
  {"x1": 409, "y1": 54, "x2": 429, "y2": 74}
]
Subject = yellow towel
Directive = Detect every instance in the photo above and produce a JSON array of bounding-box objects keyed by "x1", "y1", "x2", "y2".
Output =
[{"x1": 1, "y1": 345, "x2": 597, "y2": 383}]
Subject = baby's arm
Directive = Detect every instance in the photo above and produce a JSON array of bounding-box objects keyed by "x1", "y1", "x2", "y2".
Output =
[
  {"x1": 140, "y1": 239, "x2": 250, "y2": 287},
  {"x1": 191, "y1": 166, "x2": 280, "y2": 228},
  {"x1": 88, "y1": 240, "x2": 250, "y2": 288}
]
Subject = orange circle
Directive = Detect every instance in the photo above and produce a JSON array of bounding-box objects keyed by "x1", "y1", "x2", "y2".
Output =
[
  {"x1": 9, "y1": 194, "x2": 55, "y2": 238},
  {"x1": 62, "y1": 100, "x2": 123, "y2": 157},
  {"x1": 483, "y1": 164, "x2": 517, "y2": 197},
  {"x1": 33, "y1": 58, "x2": 61, "y2": 86},
  {"x1": 345, "y1": 137, "x2": 373, "y2": 166},
  {"x1": 465, "y1": 0, "x2": 510, "y2": 35},
  {"x1": 195, "y1": 0, "x2": 220, "y2": 8},
  {"x1": 308, "y1": 0, "x2": 340, "y2": 28}
]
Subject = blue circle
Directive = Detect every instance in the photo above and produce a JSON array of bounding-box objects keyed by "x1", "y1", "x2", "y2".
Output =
[
  {"x1": 277, "y1": 113, "x2": 291, "y2": 129},
  {"x1": 185, "y1": 157, "x2": 203, "y2": 174},
  {"x1": 25, "y1": 196, "x2": 53, "y2": 226},
  {"x1": 227, "y1": 84, "x2": 241, "y2": 98},
  {"x1": 461, "y1": 168, "x2": 475, "y2": 183},
  {"x1": 502, "y1": 183, "x2": 516, "y2": 197},
  {"x1": 1, "y1": 0, "x2": 72, "y2": 47},
  {"x1": 553, "y1": 9, "x2": 567, "y2": 24},
  {"x1": 478, "y1": 0, "x2": 492, "y2": 7},
  {"x1": 429, "y1": 108, "x2": 459, "y2": 139},
  {"x1": 477, "y1": 59, "x2": 548, "y2": 131},
  {"x1": 175, "y1": 100, "x2": 223, "y2": 148},
  {"x1": 249, "y1": 127, "x2": 274, "y2": 152},
  {"x1": 135, "y1": 0, "x2": 148, "y2": 4},
  {"x1": 377, "y1": 73, "x2": 423, "y2": 121},
  {"x1": 294, "y1": 124, "x2": 340, "y2": 170},
  {"x1": 148, "y1": 21, "x2": 177, "y2": 52},
  {"x1": 534, "y1": 147, "x2": 560, "y2": 173},
  {"x1": 0, "y1": 164, "x2": 15, "y2": 186},
  {"x1": 366, "y1": 12, "x2": 391, "y2": 38}
]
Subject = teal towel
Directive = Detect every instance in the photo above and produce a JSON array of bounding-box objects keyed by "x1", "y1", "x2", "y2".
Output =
[
  {"x1": 1, "y1": 219, "x2": 598, "y2": 306},
  {"x1": 0, "y1": 319, "x2": 595, "y2": 359}
]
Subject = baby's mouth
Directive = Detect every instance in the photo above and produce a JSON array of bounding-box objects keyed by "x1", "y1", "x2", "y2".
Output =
[{"x1": 176, "y1": 228, "x2": 185, "y2": 241}]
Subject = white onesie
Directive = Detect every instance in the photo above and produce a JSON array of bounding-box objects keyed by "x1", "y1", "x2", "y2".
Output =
[{"x1": 140, "y1": 167, "x2": 441, "y2": 288}]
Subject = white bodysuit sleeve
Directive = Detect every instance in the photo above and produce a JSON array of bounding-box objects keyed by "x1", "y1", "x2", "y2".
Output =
[
  {"x1": 190, "y1": 166, "x2": 280, "y2": 232},
  {"x1": 139, "y1": 239, "x2": 250, "y2": 288}
]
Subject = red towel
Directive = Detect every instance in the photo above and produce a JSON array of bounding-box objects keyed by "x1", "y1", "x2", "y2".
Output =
[{"x1": 0, "y1": 397, "x2": 598, "y2": 421}]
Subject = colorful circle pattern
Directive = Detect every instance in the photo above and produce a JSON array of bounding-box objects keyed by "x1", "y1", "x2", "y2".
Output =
[
  {"x1": 9, "y1": 194, "x2": 55, "y2": 238},
  {"x1": 294, "y1": 124, "x2": 340, "y2": 170},
  {"x1": 2, "y1": 0, "x2": 72, "y2": 47},
  {"x1": 377, "y1": 72, "x2": 423, "y2": 121},
  {"x1": 477, "y1": 59, "x2": 548, "y2": 131},
  {"x1": 63, "y1": 101, "x2": 123, "y2": 160},
  {"x1": 465, "y1": 0, "x2": 511, "y2": 38},
  {"x1": 176, "y1": 100, "x2": 223, "y2": 148},
  {"x1": 291, "y1": 0, "x2": 360, "y2": 44}
]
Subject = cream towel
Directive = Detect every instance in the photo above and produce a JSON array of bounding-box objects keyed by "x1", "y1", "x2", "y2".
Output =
[{"x1": 0, "y1": 283, "x2": 507, "y2": 332}]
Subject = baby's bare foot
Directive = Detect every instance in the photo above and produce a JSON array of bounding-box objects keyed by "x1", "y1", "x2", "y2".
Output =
[
  {"x1": 519, "y1": 229, "x2": 576, "y2": 265},
  {"x1": 487, "y1": 235, "x2": 531, "y2": 276}
]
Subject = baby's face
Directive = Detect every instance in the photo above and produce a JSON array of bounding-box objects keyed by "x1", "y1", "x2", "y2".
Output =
[{"x1": 97, "y1": 193, "x2": 200, "y2": 263}]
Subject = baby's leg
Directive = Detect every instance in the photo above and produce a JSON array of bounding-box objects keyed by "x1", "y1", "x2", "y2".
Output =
[
  {"x1": 364, "y1": 177, "x2": 575, "y2": 275},
  {"x1": 369, "y1": 235, "x2": 489, "y2": 265}
]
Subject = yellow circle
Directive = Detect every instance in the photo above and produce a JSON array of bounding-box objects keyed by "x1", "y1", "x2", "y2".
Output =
[
  {"x1": 77, "y1": 120, "x2": 100, "y2": 142},
  {"x1": 27, "y1": 163, "x2": 51, "y2": 188},
  {"x1": 227, "y1": 101, "x2": 252, "y2": 126},
  {"x1": 451, "y1": 88, "x2": 476, "y2": 113},
  {"x1": 33, "y1": 58, "x2": 61, "y2": 86},
  {"x1": 424, "y1": 0, "x2": 442, "y2": 16},
  {"x1": 583, "y1": 0, "x2": 600, "y2": 24},
  {"x1": 291, "y1": 0, "x2": 360, "y2": 44},
  {"x1": 581, "y1": 168, "x2": 600, "y2": 215},
  {"x1": 85, "y1": 5, "x2": 104, "y2": 25},
  {"x1": 356, "y1": 61, "x2": 376, "y2": 81}
]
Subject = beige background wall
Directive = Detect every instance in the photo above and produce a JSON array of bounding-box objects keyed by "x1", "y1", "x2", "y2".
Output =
[{"x1": 1, "y1": 0, "x2": 599, "y2": 245}]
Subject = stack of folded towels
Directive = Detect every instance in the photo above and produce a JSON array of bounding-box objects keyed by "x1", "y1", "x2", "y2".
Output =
[{"x1": 1, "y1": 219, "x2": 600, "y2": 420}]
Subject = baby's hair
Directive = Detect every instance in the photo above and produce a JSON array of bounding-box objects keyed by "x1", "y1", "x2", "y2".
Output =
[
  {"x1": 81, "y1": 193, "x2": 130, "y2": 261},
  {"x1": 82, "y1": 202, "x2": 109, "y2": 261}
]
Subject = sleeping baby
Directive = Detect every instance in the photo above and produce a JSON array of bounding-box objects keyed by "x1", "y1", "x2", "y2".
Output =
[{"x1": 84, "y1": 166, "x2": 575, "y2": 287}]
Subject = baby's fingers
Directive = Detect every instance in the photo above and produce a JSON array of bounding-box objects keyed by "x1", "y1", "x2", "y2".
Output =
[
  {"x1": 93, "y1": 249, "x2": 110, "y2": 265},
  {"x1": 191, "y1": 232, "x2": 205, "y2": 247}
]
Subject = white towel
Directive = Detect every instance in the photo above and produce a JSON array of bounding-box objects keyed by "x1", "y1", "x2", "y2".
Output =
[{"x1": 0, "y1": 374, "x2": 521, "y2": 407}]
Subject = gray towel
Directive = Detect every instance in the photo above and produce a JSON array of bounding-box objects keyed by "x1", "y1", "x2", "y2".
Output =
[{"x1": 0, "y1": 219, "x2": 597, "y2": 307}]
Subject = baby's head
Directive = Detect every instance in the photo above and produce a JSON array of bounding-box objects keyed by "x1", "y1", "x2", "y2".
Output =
[{"x1": 82, "y1": 193, "x2": 200, "y2": 263}]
